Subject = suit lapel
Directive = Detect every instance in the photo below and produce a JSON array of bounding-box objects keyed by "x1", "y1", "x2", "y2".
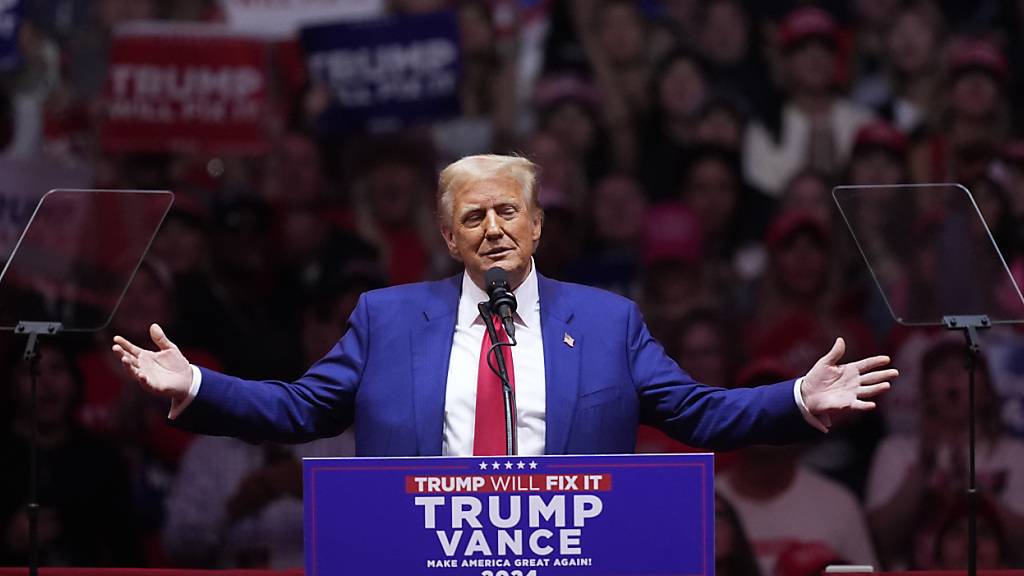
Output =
[
  {"x1": 539, "y1": 275, "x2": 580, "y2": 455},
  {"x1": 411, "y1": 275, "x2": 460, "y2": 456}
]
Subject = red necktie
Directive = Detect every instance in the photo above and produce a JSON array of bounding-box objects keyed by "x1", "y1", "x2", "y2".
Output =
[{"x1": 473, "y1": 315, "x2": 516, "y2": 455}]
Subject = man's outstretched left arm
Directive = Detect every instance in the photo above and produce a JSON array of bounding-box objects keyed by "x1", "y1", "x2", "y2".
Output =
[{"x1": 629, "y1": 303, "x2": 896, "y2": 449}]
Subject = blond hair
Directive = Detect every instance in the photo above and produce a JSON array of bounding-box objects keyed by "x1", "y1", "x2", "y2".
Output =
[{"x1": 437, "y1": 154, "x2": 540, "y2": 224}]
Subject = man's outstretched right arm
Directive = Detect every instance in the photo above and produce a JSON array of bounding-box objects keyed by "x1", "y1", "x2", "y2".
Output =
[{"x1": 112, "y1": 295, "x2": 369, "y2": 443}]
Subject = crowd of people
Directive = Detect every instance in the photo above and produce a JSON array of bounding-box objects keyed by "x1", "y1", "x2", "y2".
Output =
[{"x1": 2, "y1": 0, "x2": 1024, "y2": 573}]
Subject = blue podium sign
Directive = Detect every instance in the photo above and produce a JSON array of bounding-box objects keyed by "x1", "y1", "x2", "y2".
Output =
[{"x1": 304, "y1": 453, "x2": 714, "y2": 576}]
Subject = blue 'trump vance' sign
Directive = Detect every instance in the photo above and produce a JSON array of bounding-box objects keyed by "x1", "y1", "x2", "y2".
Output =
[{"x1": 304, "y1": 453, "x2": 715, "y2": 576}]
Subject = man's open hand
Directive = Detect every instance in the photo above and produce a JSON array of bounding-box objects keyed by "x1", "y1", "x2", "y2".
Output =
[
  {"x1": 112, "y1": 323, "x2": 192, "y2": 403},
  {"x1": 802, "y1": 337, "x2": 897, "y2": 428}
]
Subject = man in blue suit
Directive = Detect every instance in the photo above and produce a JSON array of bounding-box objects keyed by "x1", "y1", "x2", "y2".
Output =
[{"x1": 112, "y1": 155, "x2": 896, "y2": 456}]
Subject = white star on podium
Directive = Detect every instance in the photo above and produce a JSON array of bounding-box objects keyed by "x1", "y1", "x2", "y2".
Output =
[
  {"x1": 516, "y1": 462, "x2": 526, "y2": 470},
  {"x1": 529, "y1": 461, "x2": 538, "y2": 469},
  {"x1": 491, "y1": 461, "x2": 501, "y2": 470},
  {"x1": 479, "y1": 461, "x2": 489, "y2": 470},
  {"x1": 504, "y1": 461, "x2": 514, "y2": 469}
]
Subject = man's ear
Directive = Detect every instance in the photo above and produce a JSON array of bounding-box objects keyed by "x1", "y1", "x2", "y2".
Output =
[
  {"x1": 440, "y1": 223, "x2": 461, "y2": 261},
  {"x1": 531, "y1": 206, "x2": 544, "y2": 243}
]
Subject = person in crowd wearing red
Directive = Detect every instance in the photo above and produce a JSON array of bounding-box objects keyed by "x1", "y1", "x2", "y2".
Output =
[
  {"x1": 744, "y1": 210, "x2": 876, "y2": 374},
  {"x1": 349, "y1": 139, "x2": 448, "y2": 285},
  {"x1": 909, "y1": 38, "x2": 1010, "y2": 183},
  {"x1": 637, "y1": 202, "x2": 710, "y2": 329},
  {"x1": 743, "y1": 7, "x2": 874, "y2": 195}
]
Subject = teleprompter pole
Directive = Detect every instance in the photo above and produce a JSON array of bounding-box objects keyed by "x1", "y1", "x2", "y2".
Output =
[
  {"x1": 14, "y1": 321, "x2": 63, "y2": 576},
  {"x1": 942, "y1": 315, "x2": 990, "y2": 576}
]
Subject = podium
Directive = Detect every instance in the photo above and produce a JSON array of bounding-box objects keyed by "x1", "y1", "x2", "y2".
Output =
[{"x1": 303, "y1": 453, "x2": 715, "y2": 575}]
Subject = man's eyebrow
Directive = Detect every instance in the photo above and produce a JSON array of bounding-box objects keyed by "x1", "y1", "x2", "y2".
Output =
[{"x1": 460, "y1": 199, "x2": 520, "y2": 211}]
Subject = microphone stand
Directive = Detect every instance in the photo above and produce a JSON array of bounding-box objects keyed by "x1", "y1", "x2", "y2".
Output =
[{"x1": 478, "y1": 302, "x2": 517, "y2": 455}]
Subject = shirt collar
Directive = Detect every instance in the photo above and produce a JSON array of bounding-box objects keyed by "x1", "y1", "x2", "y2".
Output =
[{"x1": 457, "y1": 260, "x2": 540, "y2": 330}]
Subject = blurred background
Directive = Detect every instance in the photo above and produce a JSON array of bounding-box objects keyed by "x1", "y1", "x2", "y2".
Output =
[{"x1": 1, "y1": 0, "x2": 1024, "y2": 573}]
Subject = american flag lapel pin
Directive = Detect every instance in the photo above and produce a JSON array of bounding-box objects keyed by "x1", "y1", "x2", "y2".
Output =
[{"x1": 563, "y1": 332, "x2": 575, "y2": 348}]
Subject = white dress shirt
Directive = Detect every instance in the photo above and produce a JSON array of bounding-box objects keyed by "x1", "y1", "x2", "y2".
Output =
[{"x1": 442, "y1": 262, "x2": 546, "y2": 456}]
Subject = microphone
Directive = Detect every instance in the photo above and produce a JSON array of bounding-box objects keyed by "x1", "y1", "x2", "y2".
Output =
[{"x1": 485, "y1": 267, "x2": 517, "y2": 341}]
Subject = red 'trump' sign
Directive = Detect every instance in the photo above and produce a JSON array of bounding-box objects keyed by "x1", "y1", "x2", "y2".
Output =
[{"x1": 101, "y1": 23, "x2": 272, "y2": 155}]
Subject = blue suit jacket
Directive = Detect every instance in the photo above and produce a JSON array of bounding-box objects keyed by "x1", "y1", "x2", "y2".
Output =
[{"x1": 174, "y1": 274, "x2": 816, "y2": 455}]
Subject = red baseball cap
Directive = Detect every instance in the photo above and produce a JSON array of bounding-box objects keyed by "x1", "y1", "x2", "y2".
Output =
[
  {"x1": 853, "y1": 121, "x2": 908, "y2": 156},
  {"x1": 765, "y1": 210, "x2": 829, "y2": 251},
  {"x1": 642, "y1": 202, "x2": 703, "y2": 265},
  {"x1": 779, "y1": 7, "x2": 838, "y2": 50},
  {"x1": 949, "y1": 38, "x2": 1007, "y2": 82}
]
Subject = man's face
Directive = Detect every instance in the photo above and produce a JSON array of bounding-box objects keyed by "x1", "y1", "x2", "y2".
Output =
[{"x1": 442, "y1": 176, "x2": 543, "y2": 289}]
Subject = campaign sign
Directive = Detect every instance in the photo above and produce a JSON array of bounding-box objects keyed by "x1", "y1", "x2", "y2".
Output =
[
  {"x1": 218, "y1": 0, "x2": 384, "y2": 37},
  {"x1": 304, "y1": 453, "x2": 714, "y2": 576},
  {"x1": 101, "y1": 23, "x2": 271, "y2": 154},
  {"x1": 300, "y1": 10, "x2": 461, "y2": 133},
  {"x1": 0, "y1": 157, "x2": 92, "y2": 262},
  {"x1": 0, "y1": 0, "x2": 21, "y2": 71}
]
